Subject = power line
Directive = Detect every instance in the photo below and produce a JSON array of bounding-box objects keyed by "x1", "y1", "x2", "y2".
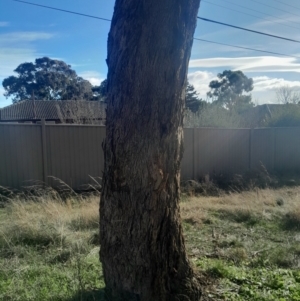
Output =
[
  {"x1": 7, "y1": 0, "x2": 300, "y2": 56},
  {"x1": 203, "y1": 0, "x2": 267, "y2": 20},
  {"x1": 202, "y1": 0, "x2": 300, "y2": 30},
  {"x1": 221, "y1": 0, "x2": 300, "y2": 27},
  {"x1": 248, "y1": 0, "x2": 300, "y2": 18},
  {"x1": 193, "y1": 38, "x2": 300, "y2": 59},
  {"x1": 273, "y1": 0, "x2": 300, "y2": 11},
  {"x1": 10, "y1": 0, "x2": 111, "y2": 22},
  {"x1": 11, "y1": 0, "x2": 300, "y2": 30},
  {"x1": 198, "y1": 17, "x2": 300, "y2": 44}
]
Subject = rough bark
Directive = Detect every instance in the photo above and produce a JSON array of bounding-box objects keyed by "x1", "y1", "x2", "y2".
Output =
[{"x1": 100, "y1": 1, "x2": 202, "y2": 300}]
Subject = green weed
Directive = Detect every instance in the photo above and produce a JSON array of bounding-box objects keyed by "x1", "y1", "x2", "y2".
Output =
[{"x1": 0, "y1": 186, "x2": 300, "y2": 300}]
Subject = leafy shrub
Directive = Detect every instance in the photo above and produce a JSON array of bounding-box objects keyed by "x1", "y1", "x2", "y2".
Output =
[
  {"x1": 264, "y1": 104, "x2": 300, "y2": 127},
  {"x1": 184, "y1": 105, "x2": 244, "y2": 128}
]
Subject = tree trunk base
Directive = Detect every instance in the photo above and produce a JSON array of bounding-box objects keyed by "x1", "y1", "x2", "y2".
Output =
[{"x1": 104, "y1": 276, "x2": 201, "y2": 301}]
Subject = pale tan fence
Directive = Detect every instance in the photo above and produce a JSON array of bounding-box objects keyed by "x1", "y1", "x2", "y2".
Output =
[
  {"x1": 1, "y1": 123, "x2": 300, "y2": 190},
  {"x1": 181, "y1": 127, "x2": 300, "y2": 180},
  {"x1": 0, "y1": 123, "x2": 105, "y2": 190}
]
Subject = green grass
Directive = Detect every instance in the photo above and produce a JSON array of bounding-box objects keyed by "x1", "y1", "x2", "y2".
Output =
[
  {"x1": 0, "y1": 195, "x2": 105, "y2": 301},
  {"x1": 182, "y1": 187, "x2": 300, "y2": 300},
  {"x1": 0, "y1": 187, "x2": 300, "y2": 300}
]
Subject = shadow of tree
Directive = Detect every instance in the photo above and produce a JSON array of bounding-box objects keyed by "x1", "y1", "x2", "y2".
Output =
[{"x1": 67, "y1": 288, "x2": 106, "y2": 301}]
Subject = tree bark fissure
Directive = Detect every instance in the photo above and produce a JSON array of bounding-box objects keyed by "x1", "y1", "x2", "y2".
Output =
[{"x1": 100, "y1": 1, "x2": 202, "y2": 300}]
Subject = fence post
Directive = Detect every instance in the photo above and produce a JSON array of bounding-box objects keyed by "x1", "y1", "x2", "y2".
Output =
[
  {"x1": 193, "y1": 127, "x2": 196, "y2": 180},
  {"x1": 273, "y1": 128, "x2": 276, "y2": 171},
  {"x1": 249, "y1": 128, "x2": 253, "y2": 170},
  {"x1": 41, "y1": 119, "x2": 48, "y2": 185}
]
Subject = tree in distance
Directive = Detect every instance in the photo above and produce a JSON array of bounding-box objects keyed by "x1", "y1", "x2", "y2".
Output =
[
  {"x1": 2, "y1": 57, "x2": 93, "y2": 102},
  {"x1": 91, "y1": 79, "x2": 107, "y2": 101},
  {"x1": 207, "y1": 70, "x2": 254, "y2": 112},
  {"x1": 275, "y1": 85, "x2": 300, "y2": 104},
  {"x1": 100, "y1": 0, "x2": 202, "y2": 300},
  {"x1": 185, "y1": 81, "x2": 206, "y2": 113},
  {"x1": 95, "y1": 78, "x2": 205, "y2": 112}
]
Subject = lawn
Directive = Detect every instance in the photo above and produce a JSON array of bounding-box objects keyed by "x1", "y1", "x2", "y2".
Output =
[{"x1": 0, "y1": 187, "x2": 300, "y2": 300}]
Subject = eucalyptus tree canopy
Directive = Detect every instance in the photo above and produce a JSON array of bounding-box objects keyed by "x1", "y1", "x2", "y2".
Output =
[
  {"x1": 2, "y1": 57, "x2": 93, "y2": 102},
  {"x1": 207, "y1": 70, "x2": 254, "y2": 112}
]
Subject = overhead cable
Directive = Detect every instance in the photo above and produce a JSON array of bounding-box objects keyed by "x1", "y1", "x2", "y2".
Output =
[
  {"x1": 193, "y1": 38, "x2": 300, "y2": 59},
  {"x1": 198, "y1": 17, "x2": 300, "y2": 44},
  {"x1": 249, "y1": 0, "x2": 300, "y2": 18},
  {"x1": 202, "y1": 0, "x2": 300, "y2": 30},
  {"x1": 7, "y1": 0, "x2": 300, "y2": 56},
  {"x1": 10, "y1": 0, "x2": 111, "y2": 22},
  {"x1": 273, "y1": 0, "x2": 300, "y2": 11},
  {"x1": 221, "y1": 0, "x2": 300, "y2": 27}
]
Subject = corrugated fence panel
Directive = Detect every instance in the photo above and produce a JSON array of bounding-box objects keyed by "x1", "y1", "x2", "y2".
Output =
[
  {"x1": 0, "y1": 124, "x2": 43, "y2": 188},
  {"x1": 251, "y1": 128, "x2": 275, "y2": 171},
  {"x1": 194, "y1": 128, "x2": 250, "y2": 178},
  {"x1": 46, "y1": 125, "x2": 105, "y2": 190},
  {"x1": 2, "y1": 124, "x2": 300, "y2": 189},
  {"x1": 275, "y1": 128, "x2": 300, "y2": 172}
]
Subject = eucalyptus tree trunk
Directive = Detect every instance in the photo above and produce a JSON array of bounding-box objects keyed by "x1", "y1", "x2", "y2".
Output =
[{"x1": 100, "y1": 1, "x2": 202, "y2": 300}]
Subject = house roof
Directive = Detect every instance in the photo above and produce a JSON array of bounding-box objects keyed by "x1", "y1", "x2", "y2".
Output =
[{"x1": 0, "y1": 100, "x2": 106, "y2": 121}]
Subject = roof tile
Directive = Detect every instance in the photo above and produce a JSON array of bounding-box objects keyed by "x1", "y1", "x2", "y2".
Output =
[{"x1": 0, "y1": 100, "x2": 106, "y2": 121}]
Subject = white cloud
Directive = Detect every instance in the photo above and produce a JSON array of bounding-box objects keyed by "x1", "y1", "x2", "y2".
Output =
[
  {"x1": 79, "y1": 71, "x2": 104, "y2": 86},
  {"x1": 251, "y1": 76, "x2": 300, "y2": 104},
  {"x1": 0, "y1": 22, "x2": 9, "y2": 27},
  {"x1": 0, "y1": 48, "x2": 39, "y2": 78},
  {"x1": 189, "y1": 56, "x2": 300, "y2": 73},
  {"x1": 187, "y1": 71, "x2": 216, "y2": 99},
  {"x1": 0, "y1": 46, "x2": 46, "y2": 108},
  {"x1": 0, "y1": 29, "x2": 55, "y2": 107},
  {"x1": 0, "y1": 29, "x2": 55, "y2": 79},
  {"x1": 253, "y1": 76, "x2": 300, "y2": 92},
  {"x1": 0, "y1": 32, "x2": 54, "y2": 45},
  {"x1": 187, "y1": 71, "x2": 300, "y2": 105}
]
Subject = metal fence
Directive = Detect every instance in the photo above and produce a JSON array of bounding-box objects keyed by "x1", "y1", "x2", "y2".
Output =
[
  {"x1": 0, "y1": 122, "x2": 105, "y2": 190},
  {"x1": 1, "y1": 123, "x2": 300, "y2": 190}
]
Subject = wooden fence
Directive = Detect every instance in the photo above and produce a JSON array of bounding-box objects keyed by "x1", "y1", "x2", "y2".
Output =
[{"x1": 1, "y1": 123, "x2": 300, "y2": 190}]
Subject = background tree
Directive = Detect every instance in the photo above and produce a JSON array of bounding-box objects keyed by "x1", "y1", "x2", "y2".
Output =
[
  {"x1": 185, "y1": 81, "x2": 206, "y2": 113},
  {"x1": 95, "y1": 79, "x2": 205, "y2": 111},
  {"x1": 91, "y1": 79, "x2": 107, "y2": 101},
  {"x1": 2, "y1": 57, "x2": 93, "y2": 102},
  {"x1": 207, "y1": 70, "x2": 254, "y2": 112},
  {"x1": 275, "y1": 85, "x2": 300, "y2": 104},
  {"x1": 184, "y1": 104, "x2": 244, "y2": 128},
  {"x1": 264, "y1": 104, "x2": 300, "y2": 127},
  {"x1": 100, "y1": 0, "x2": 202, "y2": 300}
]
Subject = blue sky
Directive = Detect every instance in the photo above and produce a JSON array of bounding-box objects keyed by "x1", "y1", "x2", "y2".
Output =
[{"x1": 1, "y1": 0, "x2": 300, "y2": 107}]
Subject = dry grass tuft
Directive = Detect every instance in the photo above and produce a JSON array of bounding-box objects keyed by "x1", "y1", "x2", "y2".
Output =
[
  {"x1": 181, "y1": 187, "x2": 300, "y2": 223},
  {"x1": 0, "y1": 196, "x2": 99, "y2": 250},
  {"x1": 283, "y1": 209, "x2": 300, "y2": 230}
]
